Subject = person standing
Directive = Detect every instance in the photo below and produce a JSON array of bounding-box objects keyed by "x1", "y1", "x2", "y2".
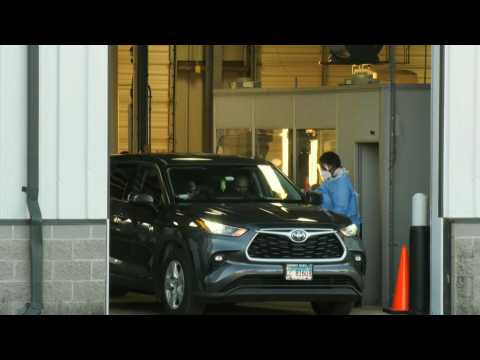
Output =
[{"x1": 315, "y1": 152, "x2": 362, "y2": 228}]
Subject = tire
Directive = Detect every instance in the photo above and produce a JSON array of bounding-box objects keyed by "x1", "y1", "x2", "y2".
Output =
[
  {"x1": 354, "y1": 298, "x2": 363, "y2": 308},
  {"x1": 311, "y1": 301, "x2": 354, "y2": 315},
  {"x1": 109, "y1": 285, "x2": 129, "y2": 298},
  {"x1": 157, "y1": 245, "x2": 205, "y2": 315}
]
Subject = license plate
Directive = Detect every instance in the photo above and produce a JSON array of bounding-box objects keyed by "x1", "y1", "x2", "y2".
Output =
[{"x1": 285, "y1": 264, "x2": 313, "y2": 281}]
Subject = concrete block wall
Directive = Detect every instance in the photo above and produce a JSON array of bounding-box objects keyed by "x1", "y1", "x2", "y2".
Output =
[
  {"x1": 451, "y1": 222, "x2": 480, "y2": 315},
  {"x1": 0, "y1": 222, "x2": 107, "y2": 315}
]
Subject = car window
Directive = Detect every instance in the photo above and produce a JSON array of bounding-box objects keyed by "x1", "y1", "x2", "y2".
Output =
[
  {"x1": 168, "y1": 165, "x2": 303, "y2": 203},
  {"x1": 110, "y1": 162, "x2": 140, "y2": 201},
  {"x1": 138, "y1": 165, "x2": 165, "y2": 205}
]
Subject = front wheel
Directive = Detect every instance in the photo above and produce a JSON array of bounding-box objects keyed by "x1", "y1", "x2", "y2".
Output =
[
  {"x1": 158, "y1": 246, "x2": 205, "y2": 315},
  {"x1": 311, "y1": 301, "x2": 353, "y2": 315}
]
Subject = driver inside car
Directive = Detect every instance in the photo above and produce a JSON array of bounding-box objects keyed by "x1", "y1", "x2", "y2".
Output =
[{"x1": 233, "y1": 176, "x2": 256, "y2": 199}]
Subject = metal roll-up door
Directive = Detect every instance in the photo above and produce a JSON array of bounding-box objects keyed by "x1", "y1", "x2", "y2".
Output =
[
  {"x1": 260, "y1": 45, "x2": 323, "y2": 89},
  {"x1": 116, "y1": 45, "x2": 171, "y2": 153}
]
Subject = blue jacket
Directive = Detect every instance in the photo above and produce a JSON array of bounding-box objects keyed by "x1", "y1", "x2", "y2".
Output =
[{"x1": 315, "y1": 171, "x2": 362, "y2": 226}]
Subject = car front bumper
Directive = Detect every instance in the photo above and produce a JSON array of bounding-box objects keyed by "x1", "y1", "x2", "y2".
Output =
[
  {"x1": 188, "y1": 229, "x2": 365, "y2": 304},
  {"x1": 195, "y1": 261, "x2": 363, "y2": 304}
]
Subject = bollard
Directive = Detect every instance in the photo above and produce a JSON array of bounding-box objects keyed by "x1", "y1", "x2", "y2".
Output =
[{"x1": 409, "y1": 193, "x2": 430, "y2": 315}]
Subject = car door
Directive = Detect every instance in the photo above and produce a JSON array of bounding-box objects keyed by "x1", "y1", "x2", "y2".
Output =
[
  {"x1": 109, "y1": 160, "x2": 142, "y2": 276},
  {"x1": 126, "y1": 163, "x2": 170, "y2": 281}
]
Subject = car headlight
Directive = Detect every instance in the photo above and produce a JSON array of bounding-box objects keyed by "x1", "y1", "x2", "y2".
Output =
[
  {"x1": 193, "y1": 219, "x2": 248, "y2": 237},
  {"x1": 339, "y1": 224, "x2": 359, "y2": 237}
]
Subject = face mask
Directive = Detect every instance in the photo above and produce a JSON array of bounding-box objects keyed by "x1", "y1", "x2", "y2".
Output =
[{"x1": 321, "y1": 170, "x2": 331, "y2": 181}]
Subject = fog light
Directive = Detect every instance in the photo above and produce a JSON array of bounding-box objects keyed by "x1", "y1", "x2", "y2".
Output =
[
  {"x1": 355, "y1": 255, "x2": 362, "y2": 262},
  {"x1": 214, "y1": 255, "x2": 224, "y2": 262}
]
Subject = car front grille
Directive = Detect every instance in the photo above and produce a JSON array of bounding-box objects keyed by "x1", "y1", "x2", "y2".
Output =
[{"x1": 246, "y1": 231, "x2": 345, "y2": 262}]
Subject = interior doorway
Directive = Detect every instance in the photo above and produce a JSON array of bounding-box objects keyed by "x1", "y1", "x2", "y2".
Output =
[{"x1": 356, "y1": 143, "x2": 382, "y2": 306}]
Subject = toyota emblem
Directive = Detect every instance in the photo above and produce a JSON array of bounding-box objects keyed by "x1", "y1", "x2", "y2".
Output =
[{"x1": 290, "y1": 229, "x2": 308, "y2": 243}]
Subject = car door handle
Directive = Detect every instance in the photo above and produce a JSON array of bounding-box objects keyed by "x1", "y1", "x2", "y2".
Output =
[
  {"x1": 113, "y1": 215, "x2": 133, "y2": 225},
  {"x1": 139, "y1": 222, "x2": 154, "y2": 232}
]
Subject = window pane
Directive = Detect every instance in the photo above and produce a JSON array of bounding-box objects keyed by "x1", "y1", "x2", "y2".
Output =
[
  {"x1": 255, "y1": 129, "x2": 292, "y2": 177},
  {"x1": 110, "y1": 163, "x2": 138, "y2": 200},
  {"x1": 216, "y1": 129, "x2": 252, "y2": 158},
  {"x1": 169, "y1": 165, "x2": 302, "y2": 203},
  {"x1": 139, "y1": 166, "x2": 164, "y2": 205}
]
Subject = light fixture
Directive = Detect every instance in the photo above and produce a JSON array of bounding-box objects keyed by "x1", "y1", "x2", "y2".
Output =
[
  {"x1": 281, "y1": 129, "x2": 289, "y2": 176},
  {"x1": 327, "y1": 45, "x2": 384, "y2": 65},
  {"x1": 195, "y1": 219, "x2": 247, "y2": 237},
  {"x1": 308, "y1": 139, "x2": 318, "y2": 187}
]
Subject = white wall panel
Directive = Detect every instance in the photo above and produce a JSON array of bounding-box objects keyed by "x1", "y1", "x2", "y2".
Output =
[
  {"x1": 39, "y1": 45, "x2": 108, "y2": 220},
  {"x1": 58, "y1": 46, "x2": 88, "y2": 218},
  {"x1": 443, "y1": 45, "x2": 480, "y2": 218},
  {"x1": 430, "y1": 45, "x2": 444, "y2": 314},
  {"x1": 0, "y1": 46, "x2": 28, "y2": 219},
  {"x1": 86, "y1": 47, "x2": 108, "y2": 219},
  {"x1": 39, "y1": 46, "x2": 59, "y2": 218},
  {"x1": 0, "y1": 45, "x2": 108, "y2": 220}
]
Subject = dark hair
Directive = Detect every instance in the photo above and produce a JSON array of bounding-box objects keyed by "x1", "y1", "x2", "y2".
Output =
[{"x1": 319, "y1": 152, "x2": 342, "y2": 170}]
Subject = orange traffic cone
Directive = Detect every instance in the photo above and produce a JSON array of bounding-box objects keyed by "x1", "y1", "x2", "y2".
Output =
[{"x1": 383, "y1": 245, "x2": 410, "y2": 314}]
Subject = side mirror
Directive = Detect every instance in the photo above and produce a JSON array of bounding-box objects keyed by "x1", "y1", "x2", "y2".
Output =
[
  {"x1": 131, "y1": 193, "x2": 155, "y2": 206},
  {"x1": 306, "y1": 191, "x2": 323, "y2": 206}
]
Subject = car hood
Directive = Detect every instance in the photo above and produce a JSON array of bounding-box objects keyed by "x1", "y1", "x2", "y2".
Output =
[{"x1": 176, "y1": 202, "x2": 351, "y2": 229}]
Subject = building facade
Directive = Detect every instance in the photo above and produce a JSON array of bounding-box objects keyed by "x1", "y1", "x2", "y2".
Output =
[
  {"x1": 0, "y1": 45, "x2": 109, "y2": 315},
  {"x1": 0, "y1": 44, "x2": 478, "y2": 315},
  {"x1": 437, "y1": 45, "x2": 480, "y2": 314}
]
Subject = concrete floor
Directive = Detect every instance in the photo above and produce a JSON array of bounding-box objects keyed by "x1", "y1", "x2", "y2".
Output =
[{"x1": 109, "y1": 292, "x2": 387, "y2": 315}]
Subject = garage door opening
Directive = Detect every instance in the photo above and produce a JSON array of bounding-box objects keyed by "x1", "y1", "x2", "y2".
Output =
[{"x1": 107, "y1": 45, "x2": 432, "y2": 315}]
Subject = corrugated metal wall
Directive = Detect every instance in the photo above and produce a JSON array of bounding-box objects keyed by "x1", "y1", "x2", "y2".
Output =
[
  {"x1": 39, "y1": 45, "x2": 109, "y2": 220},
  {"x1": 149, "y1": 45, "x2": 171, "y2": 152},
  {"x1": 442, "y1": 45, "x2": 480, "y2": 218},
  {"x1": 0, "y1": 45, "x2": 109, "y2": 220},
  {"x1": 260, "y1": 45, "x2": 431, "y2": 88},
  {"x1": 116, "y1": 45, "x2": 171, "y2": 153},
  {"x1": 116, "y1": 45, "x2": 133, "y2": 153},
  {"x1": 260, "y1": 46, "x2": 323, "y2": 88}
]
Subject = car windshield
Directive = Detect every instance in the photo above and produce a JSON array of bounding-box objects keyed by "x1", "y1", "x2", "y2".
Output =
[{"x1": 169, "y1": 164, "x2": 303, "y2": 203}]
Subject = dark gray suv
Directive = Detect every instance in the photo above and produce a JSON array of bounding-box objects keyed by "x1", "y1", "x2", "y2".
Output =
[{"x1": 110, "y1": 153, "x2": 366, "y2": 315}]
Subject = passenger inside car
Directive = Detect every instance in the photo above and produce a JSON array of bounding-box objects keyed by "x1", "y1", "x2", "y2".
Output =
[{"x1": 186, "y1": 181, "x2": 200, "y2": 200}]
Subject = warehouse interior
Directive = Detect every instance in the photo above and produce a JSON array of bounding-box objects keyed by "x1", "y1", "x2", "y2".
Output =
[{"x1": 107, "y1": 45, "x2": 432, "y2": 314}]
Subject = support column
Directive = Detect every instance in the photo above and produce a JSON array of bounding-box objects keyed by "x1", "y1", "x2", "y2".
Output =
[
  {"x1": 203, "y1": 45, "x2": 214, "y2": 153},
  {"x1": 133, "y1": 45, "x2": 149, "y2": 153}
]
